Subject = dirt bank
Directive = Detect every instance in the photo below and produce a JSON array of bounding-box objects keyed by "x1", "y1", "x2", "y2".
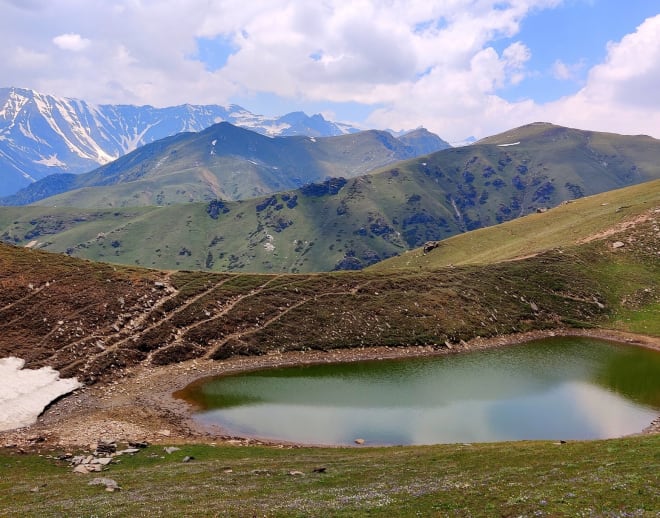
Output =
[{"x1": 2, "y1": 327, "x2": 659, "y2": 450}]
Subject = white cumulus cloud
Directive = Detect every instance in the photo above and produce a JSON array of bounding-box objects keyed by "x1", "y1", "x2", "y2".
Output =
[
  {"x1": 52, "y1": 32, "x2": 91, "y2": 52},
  {"x1": 0, "y1": 1, "x2": 658, "y2": 141},
  {"x1": 542, "y1": 14, "x2": 660, "y2": 136}
]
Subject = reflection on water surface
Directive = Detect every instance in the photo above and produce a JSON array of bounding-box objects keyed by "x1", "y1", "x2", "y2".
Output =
[{"x1": 177, "y1": 337, "x2": 660, "y2": 445}]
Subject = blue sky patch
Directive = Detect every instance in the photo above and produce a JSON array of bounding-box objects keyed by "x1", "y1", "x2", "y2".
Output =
[{"x1": 194, "y1": 35, "x2": 237, "y2": 72}]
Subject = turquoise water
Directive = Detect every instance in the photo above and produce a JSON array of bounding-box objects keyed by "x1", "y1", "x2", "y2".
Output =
[{"x1": 178, "y1": 337, "x2": 660, "y2": 445}]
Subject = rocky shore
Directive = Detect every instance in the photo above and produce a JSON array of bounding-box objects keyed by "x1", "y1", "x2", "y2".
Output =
[{"x1": 2, "y1": 327, "x2": 659, "y2": 451}]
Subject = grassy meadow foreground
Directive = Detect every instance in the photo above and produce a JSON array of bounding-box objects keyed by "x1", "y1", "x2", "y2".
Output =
[
  {"x1": 0, "y1": 181, "x2": 658, "y2": 516},
  {"x1": 1, "y1": 437, "x2": 658, "y2": 517}
]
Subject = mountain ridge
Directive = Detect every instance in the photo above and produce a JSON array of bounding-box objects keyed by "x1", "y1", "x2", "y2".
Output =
[
  {"x1": 0, "y1": 86, "x2": 374, "y2": 196},
  {"x1": 1, "y1": 122, "x2": 657, "y2": 273},
  {"x1": 1, "y1": 121, "x2": 450, "y2": 206}
]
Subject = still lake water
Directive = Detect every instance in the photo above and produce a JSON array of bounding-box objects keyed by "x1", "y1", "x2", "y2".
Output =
[{"x1": 177, "y1": 337, "x2": 660, "y2": 445}]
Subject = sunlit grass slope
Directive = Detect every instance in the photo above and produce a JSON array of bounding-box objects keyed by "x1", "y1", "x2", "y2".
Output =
[{"x1": 370, "y1": 179, "x2": 659, "y2": 270}]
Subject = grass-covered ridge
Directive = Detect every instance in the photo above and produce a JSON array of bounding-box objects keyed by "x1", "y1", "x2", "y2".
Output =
[{"x1": 371, "y1": 178, "x2": 660, "y2": 270}]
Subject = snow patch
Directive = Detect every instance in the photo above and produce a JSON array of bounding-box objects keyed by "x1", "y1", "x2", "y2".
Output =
[
  {"x1": 497, "y1": 142, "x2": 520, "y2": 147},
  {"x1": 34, "y1": 154, "x2": 65, "y2": 167},
  {"x1": 0, "y1": 357, "x2": 81, "y2": 432}
]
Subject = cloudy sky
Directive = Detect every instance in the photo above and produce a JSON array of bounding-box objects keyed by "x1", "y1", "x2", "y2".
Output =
[{"x1": 1, "y1": 0, "x2": 659, "y2": 142}]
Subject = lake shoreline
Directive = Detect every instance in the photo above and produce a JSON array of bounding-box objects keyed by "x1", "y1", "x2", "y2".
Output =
[{"x1": 2, "y1": 327, "x2": 659, "y2": 449}]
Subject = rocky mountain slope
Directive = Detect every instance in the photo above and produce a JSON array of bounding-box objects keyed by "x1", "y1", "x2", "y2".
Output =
[
  {"x1": 1, "y1": 124, "x2": 658, "y2": 273},
  {"x1": 0, "y1": 87, "x2": 369, "y2": 196},
  {"x1": 2, "y1": 123, "x2": 449, "y2": 206},
  {"x1": 0, "y1": 181, "x2": 657, "y2": 386}
]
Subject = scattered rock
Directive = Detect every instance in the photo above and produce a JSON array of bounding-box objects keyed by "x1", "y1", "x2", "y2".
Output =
[
  {"x1": 222, "y1": 467, "x2": 233, "y2": 473},
  {"x1": 95, "y1": 441, "x2": 117, "y2": 455},
  {"x1": 612, "y1": 241, "x2": 625, "y2": 249},
  {"x1": 530, "y1": 302, "x2": 539, "y2": 312},
  {"x1": 164, "y1": 446, "x2": 180, "y2": 454},
  {"x1": 117, "y1": 448, "x2": 141, "y2": 455},
  {"x1": 73, "y1": 464, "x2": 102, "y2": 473},
  {"x1": 157, "y1": 429, "x2": 171, "y2": 437},
  {"x1": 88, "y1": 477, "x2": 120, "y2": 492},
  {"x1": 288, "y1": 470, "x2": 304, "y2": 477},
  {"x1": 128, "y1": 441, "x2": 149, "y2": 449},
  {"x1": 423, "y1": 241, "x2": 439, "y2": 254},
  {"x1": 312, "y1": 467, "x2": 327, "y2": 473},
  {"x1": 354, "y1": 438, "x2": 365, "y2": 445},
  {"x1": 182, "y1": 456, "x2": 194, "y2": 463},
  {"x1": 251, "y1": 469, "x2": 271, "y2": 475}
]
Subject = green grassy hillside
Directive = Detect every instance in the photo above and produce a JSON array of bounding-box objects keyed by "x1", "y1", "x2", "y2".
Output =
[{"x1": 1, "y1": 157, "x2": 658, "y2": 274}]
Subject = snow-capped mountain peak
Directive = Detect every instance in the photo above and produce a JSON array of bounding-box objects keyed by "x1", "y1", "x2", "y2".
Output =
[{"x1": 0, "y1": 87, "x2": 360, "y2": 196}]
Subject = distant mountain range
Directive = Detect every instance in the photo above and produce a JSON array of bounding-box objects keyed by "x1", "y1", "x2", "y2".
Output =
[
  {"x1": 1, "y1": 121, "x2": 450, "y2": 206},
  {"x1": 0, "y1": 87, "x2": 389, "y2": 197},
  {"x1": 1, "y1": 123, "x2": 657, "y2": 273}
]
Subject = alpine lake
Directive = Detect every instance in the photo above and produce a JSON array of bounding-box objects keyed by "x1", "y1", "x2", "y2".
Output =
[{"x1": 175, "y1": 337, "x2": 660, "y2": 446}]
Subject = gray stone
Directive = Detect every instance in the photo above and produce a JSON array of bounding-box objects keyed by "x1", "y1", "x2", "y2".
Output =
[
  {"x1": 88, "y1": 477, "x2": 120, "y2": 492},
  {"x1": 73, "y1": 464, "x2": 102, "y2": 473}
]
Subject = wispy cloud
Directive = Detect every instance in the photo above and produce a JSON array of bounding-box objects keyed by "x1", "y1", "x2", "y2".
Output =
[{"x1": 552, "y1": 59, "x2": 585, "y2": 81}]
